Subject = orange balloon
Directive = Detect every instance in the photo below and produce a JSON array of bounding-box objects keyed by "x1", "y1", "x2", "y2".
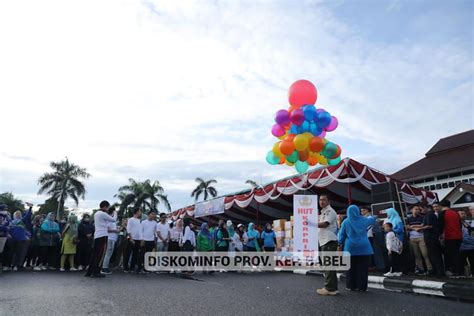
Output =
[
  {"x1": 279, "y1": 140, "x2": 295, "y2": 156},
  {"x1": 298, "y1": 150, "x2": 310, "y2": 161},
  {"x1": 285, "y1": 133, "x2": 296, "y2": 142},
  {"x1": 331, "y1": 145, "x2": 342, "y2": 159},
  {"x1": 279, "y1": 157, "x2": 286, "y2": 164},
  {"x1": 309, "y1": 137, "x2": 324, "y2": 152},
  {"x1": 307, "y1": 156, "x2": 318, "y2": 166}
]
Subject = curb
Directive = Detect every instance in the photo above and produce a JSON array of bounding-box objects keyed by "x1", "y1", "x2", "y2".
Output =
[{"x1": 299, "y1": 270, "x2": 473, "y2": 301}]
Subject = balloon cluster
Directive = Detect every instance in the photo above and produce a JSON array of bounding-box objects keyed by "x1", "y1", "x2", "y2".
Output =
[{"x1": 266, "y1": 80, "x2": 342, "y2": 173}]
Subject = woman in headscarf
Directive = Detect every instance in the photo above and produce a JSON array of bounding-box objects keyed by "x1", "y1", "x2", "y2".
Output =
[
  {"x1": 169, "y1": 219, "x2": 183, "y2": 251},
  {"x1": 29, "y1": 215, "x2": 43, "y2": 270},
  {"x1": 60, "y1": 214, "x2": 78, "y2": 271},
  {"x1": 261, "y1": 223, "x2": 277, "y2": 252},
  {"x1": 9, "y1": 208, "x2": 32, "y2": 271},
  {"x1": 338, "y1": 205, "x2": 376, "y2": 291},
  {"x1": 246, "y1": 223, "x2": 260, "y2": 252},
  {"x1": 226, "y1": 220, "x2": 235, "y2": 253},
  {"x1": 215, "y1": 221, "x2": 230, "y2": 252},
  {"x1": 385, "y1": 208, "x2": 404, "y2": 242},
  {"x1": 197, "y1": 223, "x2": 213, "y2": 252},
  {"x1": 39, "y1": 212, "x2": 60, "y2": 270}
]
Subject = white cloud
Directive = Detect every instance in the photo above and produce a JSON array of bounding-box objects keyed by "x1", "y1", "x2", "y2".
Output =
[{"x1": 0, "y1": 0, "x2": 472, "y2": 211}]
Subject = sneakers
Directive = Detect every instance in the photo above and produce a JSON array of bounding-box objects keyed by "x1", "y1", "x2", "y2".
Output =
[
  {"x1": 41, "y1": 266, "x2": 47, "y2": 271},
  {"x1": 445, "y1": 270, "x2": 454, "y2": 277},
  {"x1": 383, "y1": 271, "x2": 394, "y2": 277},
  {"x1": 78, "y1": 265, "x2": 83, "y2": 270},
  {"x1": 60, "y1": 268, "x2": 65, "y2": 272},
  {"x1": 70, "y1": 267, "x2": 78, "y2": 272},
  {"x1": 101, "y1": 268, "x2": 112, "y2": 275},
  {"x1": 34, "y1": 266, "x2": 42, "y2": 271},
  {"x1": 13, "y1": 266, "x2": 18, "y2": 272},
  {"x1": 317, "y1": 288, "x2": 338, "y2": 296},
  {"x1": 415, "y1": 269, "x2": 425, "y2": 275}
]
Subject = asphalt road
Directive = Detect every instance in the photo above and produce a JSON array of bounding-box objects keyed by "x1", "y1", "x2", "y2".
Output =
[{"x1": 0, "y1": 271, "x2": 472, "y2": 316}]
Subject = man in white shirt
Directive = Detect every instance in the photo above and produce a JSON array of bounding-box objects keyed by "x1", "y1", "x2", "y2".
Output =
[
  {"x1": 126, "y1": 207, "x2": 143, "y2": 273},
  {"x1": 316, "y1": 194, "x2": 338, "y2": 296},
  {"x1": 141, "y1": 210, "x2": 158, "y2": 271},
  {"x1": 85, "y1": 201, "x2": 116, "y2": 278},
  {"x1": 156, "y1": 213, "x2": 170, "y2": 252},
  {"x1": 101, "y1": 207, "x2": 119, "y2": 275}
]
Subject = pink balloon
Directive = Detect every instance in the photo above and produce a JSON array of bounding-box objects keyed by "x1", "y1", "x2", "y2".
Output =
[
  {"x1": 288, "y1": 80, "x2": 318, "y2": 106},
  {"x1": 316, "y1": 108, "x2": 326, "y2": 113},
  {"x1": 290, "y1": 109, "x2": 305, "y2": 126},
  {"x1": 275, "y1": 109, "x2": 290, "y2": 126},
  {"x1": 319, "y1": 130, "x2": 326, "y2": 138},
  {"x1": 271, "y1": 124, "x2": 286, "y2": 137},
  {"x1": 326, "y1": 116, "x2": 339, "y2": 132}
]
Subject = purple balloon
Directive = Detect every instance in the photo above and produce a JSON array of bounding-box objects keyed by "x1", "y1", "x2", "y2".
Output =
[
  {"x1": 271, "y1": 124, "x2": 286, "y2": 137},
  {"x1": 319, "y1": 130, "x2": 326, "y2": 138},
  {"x1": 275, "y1": 109, "x2": 290, "y2": 126},
  {"x1": 290, "y1": 109, "x2": 305, "y2": 126},
  {"x1": 316, "y1": 108, "x2": 326, "y2": 113},
  {"x1": 326, "y1": 116, "x2": 339, "y2": 132}
]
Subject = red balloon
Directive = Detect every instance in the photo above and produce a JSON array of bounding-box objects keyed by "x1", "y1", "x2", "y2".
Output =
[{"x1": 288, "y1": 80, "x2": 317, "y2": 106}]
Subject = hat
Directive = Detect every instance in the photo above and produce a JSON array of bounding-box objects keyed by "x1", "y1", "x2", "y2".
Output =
[
  {"x1": 237, "y1": 224, "x2": 243, "y2": 228},
  {"x1": 226, "y1": 220, "x2": 233, "y2": 226}
]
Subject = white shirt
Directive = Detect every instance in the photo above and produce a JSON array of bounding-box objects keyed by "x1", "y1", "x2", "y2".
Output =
[
  {"x1": 156, "y1": 222, "x2": 170, "y2": 242},
  {"x1": 181, "y1": 226, "x2": 196, "y2": 247},
  {"x1": 170, "y1": 227, "x2": 181, "y2": 242},
  {"x1": 107, "y1": 222, "x2": 118, "y2": 241},
  {"x1": 386, "y1": 231, "x2": 402, "y2": 253},
  {"x1": 127, "y1": 217, "x2": 143, "y2": 240},
  {"x1": 141, "y1": 219, "x2": 158, "y2": 241},
  {"x1": 232, "y1": 232, "x2": 245, "y2": 251},
  {"x1": 318, "y1": 205, "x2": 337, "y2": 246},
  {"x1": 93, "y1": 211, "x2": 117, "y2": 239}
]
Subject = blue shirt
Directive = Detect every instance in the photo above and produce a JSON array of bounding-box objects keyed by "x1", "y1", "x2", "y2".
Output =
[
  {"x1": 261, "y1": 231, "x2": 276, "y2": 248},
  {"x1": 338, "y1": 216, "x2": 376, "y2": 256}
]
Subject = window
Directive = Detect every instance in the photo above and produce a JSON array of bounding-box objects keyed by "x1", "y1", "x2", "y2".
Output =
[
  {"x1": 455, "y1": 180, "x2": 461, "y2": 185},
  {"x1": 436, "y1": 184, "x2": 442, "y2": 189},
  {"x1": 414, "y1": 179, "x2": 424, "y2": 184},
  {"x1": 448, "y1": 182, "x2": 455, "y2": 188},
  {"x1": 437, "y1": 174, "x2": 448, "y2": 180},
  {"x1": 442, "y1": 183, "x2": 448, "y2": 189},
  {"x1": 430, "y1": 185, "x2": 435, "y2": 190},
  {"x1": 449, "y1": 172, "x2": 462, "y2": 178},
  {"x1": 424, "y1": 177, "x2": 435, "y2": 182},
  {"x1": 470, "y1": 178, "x2": 474, "y2": 185},
  {"x1": 462, "y1": 179, "x2": 468, "y2": 183},
  {"x1": 462, "y1": 169, "x2": 474, "y2": 175},
  {"x1": 424, "y1": 186, "x2": 429, "y2": 190}
]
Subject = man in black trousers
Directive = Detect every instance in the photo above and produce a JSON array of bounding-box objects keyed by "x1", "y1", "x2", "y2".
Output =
[{"x1": 85, "y1": 201, "x2": 117, "y2": 278}]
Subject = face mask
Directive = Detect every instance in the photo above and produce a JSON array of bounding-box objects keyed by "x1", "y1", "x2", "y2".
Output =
[{"x1": 83, "y1": 218, "x2": 90, "y2": 222}]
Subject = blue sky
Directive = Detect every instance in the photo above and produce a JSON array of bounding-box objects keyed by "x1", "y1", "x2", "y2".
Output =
[{"x1": 0, "y1": 0, "x2": 472, "y2": 212}]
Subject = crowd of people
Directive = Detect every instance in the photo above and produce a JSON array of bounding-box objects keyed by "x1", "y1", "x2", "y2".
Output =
[{"x1": 0, "y1": 197, "x2": 473, "y2": 290}]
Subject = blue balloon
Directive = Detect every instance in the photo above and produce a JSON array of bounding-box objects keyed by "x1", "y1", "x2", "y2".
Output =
[
  {"x1": 266, "y1": 151, "x2": 280, "y2": 165},
  {"x1": 295, "y1": 160, "x2": 309, "y2": 173},
  {"x1": 328, "y1": 156, "x2": 341, "y2": 166},
  {"x1": 316, "y1": 111, "x2": 332, "y2": 128},
  {"x1": 303, "y1": 105, "x2": 317, "y2": 121},
  {"x1": 296, "y1": 125, "x2": 304, "y2": 134},
  {"x1": 290, "y1": 125, "x2": 299, "y2": 134},
  {"x1": 309, "y1": 123, "x2": 322, "y2": 136},
  {"x1": 301, "y1": 120, "x2": 310, "y2": 133}
]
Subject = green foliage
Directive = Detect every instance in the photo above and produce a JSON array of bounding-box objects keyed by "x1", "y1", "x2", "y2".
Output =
[
  {"x1": 0, "y1": 192, "x2": 24, "y2": 216},
  {"x1": 191, "y1": 178, "x2": 218, "y2": 202}
]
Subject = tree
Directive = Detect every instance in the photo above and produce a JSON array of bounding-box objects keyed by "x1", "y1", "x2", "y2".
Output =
[
  {"x1": 36, "y1": 197, "x2": 70, "y2": 217},
  {"x1": 115, "y1": 178, "x2": 171, "y2": 217},
  {"x1": 0, "y1": 192, "x2": 24, "y2": 216},
  {"x1": 245, "y1": 180, "x2": 259, "y2": 189},
  {"x1": 37, "y1": 158, "x2": 90, "y2": 219},
  {"x1": 191, "y1": 178, "x2": 218, "y2": 202}
]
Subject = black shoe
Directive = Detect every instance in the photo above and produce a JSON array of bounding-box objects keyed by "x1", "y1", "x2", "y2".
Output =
[
  {"x1": 91, "y1": 274, "x2": 105, "y2": 278},
  {"x1": 101, "y1": 269, "x2": 112, "y2": 275}
]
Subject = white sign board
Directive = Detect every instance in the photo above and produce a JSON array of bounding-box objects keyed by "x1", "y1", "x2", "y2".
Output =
[
  {"x1": 194, "y1": 197, "x2": 225, "y2": 218},
  {"x1": 293, "y1": 195, "x2": 319, "y2": 257}
]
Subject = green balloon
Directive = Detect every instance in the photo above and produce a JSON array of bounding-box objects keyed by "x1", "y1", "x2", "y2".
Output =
[
  {"x1": 328, "y1": 156, "x2": 341, "y2": 166},
  {"x1": 295, "y1": 160, "x2": 309, "y2": 173},
  {"x1": 266, "y1": 151, "x2": 280, "y2": 165},
  {"x1": 323, "y1": 142, "x2": 337, "y2": 158},
  {"x1": 286, "y1": 151, "x2": 299, "y2": 163}
]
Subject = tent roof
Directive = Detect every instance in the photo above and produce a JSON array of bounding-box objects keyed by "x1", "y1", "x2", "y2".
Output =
[{"x1": 170, "y1": 157, "x2": 437, "y2": 224}]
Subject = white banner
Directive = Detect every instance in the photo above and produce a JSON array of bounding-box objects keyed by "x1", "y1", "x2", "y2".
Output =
[
  {"x1": 293, "y1": 195, "x2": 319, "y2": 257},
  {"x1": 194, "y1": 197, "x2": 225, "y2": 218}
]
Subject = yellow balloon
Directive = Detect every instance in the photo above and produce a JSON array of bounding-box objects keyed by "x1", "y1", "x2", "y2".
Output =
[
  {"x1": 318, "y1": 155, "x2": 328, "y2": 165},
  {"x1": 285, "y1": 161, "x2": 295, "y2": 166},
  {"x1": 293, "y1": 134, "x2": 309, "y2": 151},
  {"x1": 273, "y1": 142, "x2": 282, "y2": 157},
  {"x1": 302, "y1": 132, "x2": 313, "y2": 140}
]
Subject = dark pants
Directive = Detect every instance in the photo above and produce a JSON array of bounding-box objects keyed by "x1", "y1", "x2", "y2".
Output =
[
  {"x1": 143, "y1": 241, "x2": 154, "y2": 271},
  {"x1": 389, "y1": 252, "x2": 401, "y2": 273},
  {"x1": 40, "y1": 246, "x2": 57, "y2": 267},
  {"x1": 444, "y1": 239, "x2": 462, "y2": 275},
  {"x1": 86, "y1": 237, "x2": 108, "y2": 276},
  {"x1": 321, "y1": 241, "x2": 338, "y2": 291},
  {"x1": 26, "y1": 244, "x2": 40, "y2": 267},
  {"x1": 264, "y1": 247, "x2": 275, "y2": 252},
  {"x1": 425, "y1": 237, "x2": 444, "y2": 276},
  {"x1": 11, "y1": 240, "x2": 29, "y2": 268},
  {"x1": 77, "y1": 241, "x2": 92, "y2": 267},
  {"x1": 460, "y1": 249, "x2": 474, "y2": 275},
  {"x1": 168, "y1": 241, "x2": 180, "y2": 252},
  {"x1": 129, "y1": 240, "x2": 143, "y2": 272},
  {"x1": 346, "y1": 255, "x2": 370, "y2": 291}
]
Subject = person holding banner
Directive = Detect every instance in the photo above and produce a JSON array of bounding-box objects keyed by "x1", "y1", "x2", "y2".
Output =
[
  {"x1": 337, "y1": 205, "x2": 376, "y2": 292},
  {"x1": 317, "y1": 194, "x2": 339, "y2": 296}
]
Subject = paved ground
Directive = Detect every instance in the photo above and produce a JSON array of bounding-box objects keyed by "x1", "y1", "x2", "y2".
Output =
[{"x1": 0, "y1": 271, "x2": 472, "y2": 316}]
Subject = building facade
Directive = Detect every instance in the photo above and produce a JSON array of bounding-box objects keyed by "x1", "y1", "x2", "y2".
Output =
[{"x1": 392, "y1": 130, "x2": 474, "y2": 200}]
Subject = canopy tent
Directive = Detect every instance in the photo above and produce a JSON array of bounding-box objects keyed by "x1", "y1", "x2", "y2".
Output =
[{"x1": 170, "y1": 158, "x2": 437, "y2": 225}]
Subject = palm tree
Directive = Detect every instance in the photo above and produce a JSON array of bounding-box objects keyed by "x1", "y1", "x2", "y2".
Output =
[
  {"x1": 191, "y1": 178, "x2": 218, "y2": 202},
  {"x1": 0, "y1": 192, "x2": 24, "y2": 215},
  {"x1": 245, "y1": 179, "x2": 259, "y2": 189},
  {"x1": 144, "y1": 180, "x2": 171, "y2": 213},
  {"x1": 37, "y1": 158, "x2": 90, "y2": 219}
]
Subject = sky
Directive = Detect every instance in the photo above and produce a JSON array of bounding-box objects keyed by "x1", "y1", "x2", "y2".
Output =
[{"x1": 0, "y1": 0, "x2": 473, "y2": 213}]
